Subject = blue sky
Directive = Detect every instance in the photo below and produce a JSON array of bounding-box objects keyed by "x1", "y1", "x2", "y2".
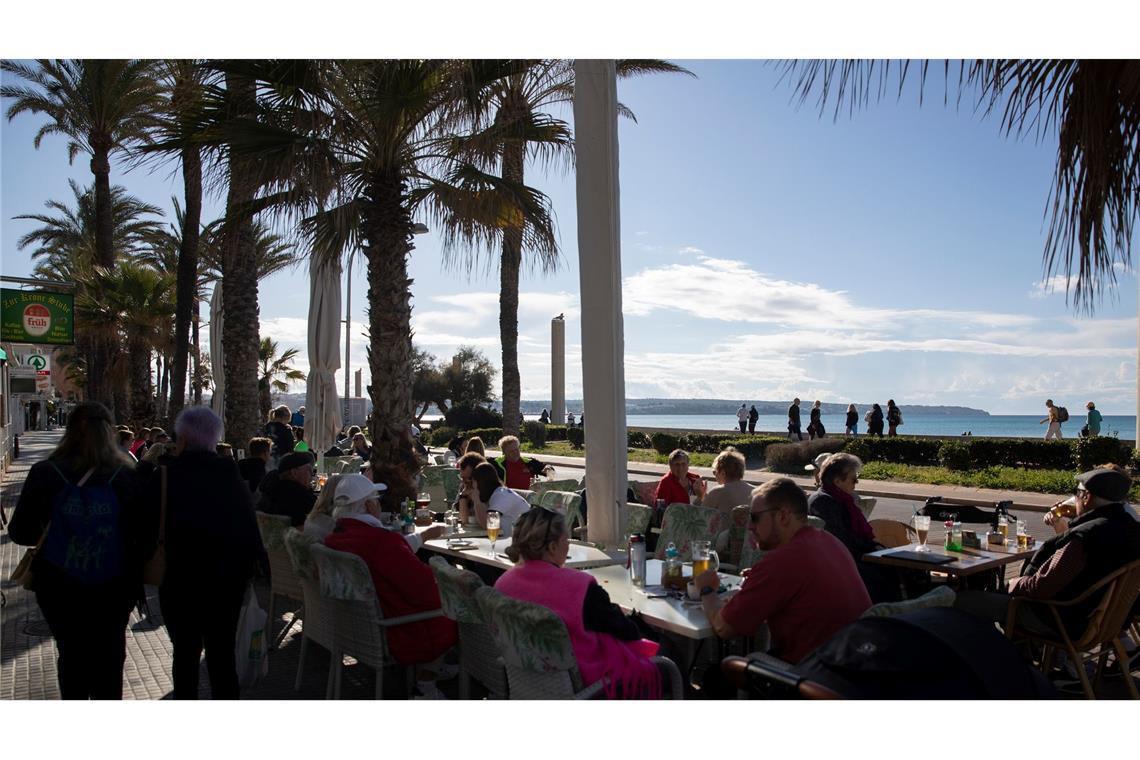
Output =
[{"x1": 2, "y1": 59, "x2": 1136, "y2": 414}]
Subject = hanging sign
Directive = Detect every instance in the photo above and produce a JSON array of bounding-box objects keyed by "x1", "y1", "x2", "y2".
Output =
[{"x1": 1, "y1": 289, "x2": 74, "y2": 345}]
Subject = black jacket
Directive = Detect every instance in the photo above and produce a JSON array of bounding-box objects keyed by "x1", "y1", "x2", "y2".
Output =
[
  {"x1": 142, "y1": 450, "x2": 264, "y2": 594},
  {"x1": 264, "y1": 420, "x2": 295, "y2": 457},
  {"x1": 807, "y1": 488, "x2": 879, "y2": 560},
  {"x1": 788, "y1": 404, "x2": 800, "y2": 425},
  {"x1": 257, "y1": 469, "x2": 316, "y2": 527},
  {"x1": 237, "y1": 456, "x2": 267, "y2": 492}
]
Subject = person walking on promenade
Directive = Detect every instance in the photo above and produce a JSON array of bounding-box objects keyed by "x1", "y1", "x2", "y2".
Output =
[
  {"x1": 807, "y1": 400, "x2": 826, "y2": 439},
  {"x1": 845, "y1": 404, "x2": 859, "y2": 438},
  {"x1": 1040, "y1": 399, "x2": 1063, "y2": 441},
  {"x1": 736, "y1": 403, "x2": 748, "y2": 433},
  {"x1": 787, "y1": 398, "x2": 803, "y2": 441},
  {"x1": 868, "y1": 404, "x2": 885, "y2": 437},
  {"x1": 886, "y1": 399, "x2": 902, "y2": 437},
  {"x1": 748, "y1": 404, "x2": 759, "y2": 434},
  {"x1": 9, "y1": 402, "x2": 147, "y2": 699},
  {"x1": 145, "y1": 406, "x2": 265, "y2": 699},
  {"x1": 1083, "y1": 402, "x2": 1103, "y2": 438}
]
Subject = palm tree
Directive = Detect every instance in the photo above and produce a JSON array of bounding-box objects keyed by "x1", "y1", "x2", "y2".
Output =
[
  {"x1": 1, "y1": 59, "x2": 164, "y2": 270},
  {"x1": 780, "y1": 59, "x2": 1140, "y2": 312},
  {"x1": 206, "y1": 60, "x2": 556, "y2": 487},
  {"x1": 445, "y1": 60, "x2": 693, "y2": 435},
  {"x1": 258, "y1": 338, "x2": 306, "y2": 422}
]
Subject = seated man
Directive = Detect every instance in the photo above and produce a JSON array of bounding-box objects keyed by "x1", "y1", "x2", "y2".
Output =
[
  {"x1": 323, "y1": 474, "x2": 457, "y2": 695},
  {"x1": 238, "y1": 436, "x2": 272, "y2": 493},
  {"x1": 694, "y1": 478, "x2": 872, "y2": 667},
  {"x1": 956, "y1": 467, "x2": 1140, "y2": 637},
  {"x1": 491, "y1": 435, "x2": 550, "y2": 491},
  {"x1": 257, "y1": 451, "x2": 316, "y2": 527},
  {"x1": 453, "y1": 451, "x2": 487, "y2": 513}
]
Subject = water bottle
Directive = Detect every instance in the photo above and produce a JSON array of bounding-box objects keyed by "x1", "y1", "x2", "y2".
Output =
[
  {"x1": 662, "y1": 542, "x2": 683, "y2": 589},
  {"x1": 629, "y1": 534, "x2": 647, "y2": 587}
]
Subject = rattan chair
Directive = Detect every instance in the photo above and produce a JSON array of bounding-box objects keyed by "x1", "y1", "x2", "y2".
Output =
[
  {"x1": 539, "y1": 490, "x2": 585, "y2": 535},
  {"x1": 255, "y1": 511, "x2": 304, "y2": 648},
  {"x1": 475, "y1": 585, "x2": 683, "y2": 699},
  {"x1": 532, "y1": 478, "x2": 581, "y2": 497},
  {"x1": 654, "y1": 503, "x2": 727, "y2": 560},
  {"x1": 626, "y1": 503, "x2": 653, "y2": 537},
  {"x1": 1005, "y1": 557, "x2": 1140, "y2": 699},
  {"x1": 309, "y1": 543, "x2": 445, "y2": 699},
  {"x1": 428, "y1": 557, "x2": 508, "y2": 699},
  {"x1": 282, "y1": 528, "x2": 338, "y2": 696},
  {"x1": 418, "y1": 466, "x2": 460, "y2": 511},
  {"x1": 869, "y1": 519, "x2": 916, "y2": 549}
]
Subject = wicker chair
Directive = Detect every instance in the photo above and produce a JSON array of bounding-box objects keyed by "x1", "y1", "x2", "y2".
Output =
[
  {"x1": 631, "y1": 481, "x2": 658, "y2": 508},
  {"x1": 539, "y1": 490, "x2": 585, "y2": 534},
  {"x1": 1005, "y1": 557, "x2": 1140, "y2": 699},
  {"x1": 533, "y1": 478, "x2": 581, "y2": 497},
  {"x1": 720, "y1": 505, "x2": 753, "y2": 571},
  {"x1": 474, "y1": 585, "x2": 683, "y2": 699},
  {"x1": 309, "y1": 543, "x2": 446, "y2": 699},
  {"x1": 320, "y1": 455, "x2": 358, "y2": 475},
  {"x1": 282, "y1": 528, "x2": 338, "y2": 696},
  {"x1": 869, "y1": 519, "x2": 916, "y2": 549},
  {"x1": 418, "y1": 466, "x2": 460, "y2": 510},
  {"x1": 255, "y1": 511, "x2": 304, "y2": 648},
  {"x1": 626, "y1": 503, "x2": 653, "y2": 537},
  {"x1": 428, "y1": 557, "x2": 508, "y2": 699},
  {"x1": 654, "y1": 503, "x2": 727, "y2": 560}
]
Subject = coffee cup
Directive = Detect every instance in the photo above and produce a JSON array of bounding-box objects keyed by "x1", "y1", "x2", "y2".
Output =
[{"x1": 686, "y1": 581, "x2": 700, "y2": 601}]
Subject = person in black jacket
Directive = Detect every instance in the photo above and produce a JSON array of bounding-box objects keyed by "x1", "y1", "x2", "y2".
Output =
[
  {"x1": 807, "y1": 400, "x2": 826, "y2": 440},
  {"x1": 868, "y1": 404, "x2": 885, "y2": 437},
  {"x1": 747, "y1": 405, "x2": 759, "y2": 434},
  {"x1": 886, "y1": 399, "x2": 902, "y2": 437},
  {"x1": 237, "y1": 436, "x2": 272, "y2": 493},
  {"x1": 143, "y1": 405, "x2": 265, "y2": 699},
  {"x1": 9, "y1": 402, "x2": 150, "y2": 699},
  {"x1": 257, "y1": 451, "x2": 316, "y2": 526},
  {"x1": 787, "y1": 398, "x2": 803, "y2": 441},
  {"x1": 264, "y1": 405, "x2": 295, "y2": 465}
]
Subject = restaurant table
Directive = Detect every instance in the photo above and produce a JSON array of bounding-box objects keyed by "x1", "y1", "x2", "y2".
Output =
[
  {"x1": 863, "y1": 539, "x2": 1036, "y2": 590},
  {"x1": 422, "y1": 537, "x2": 620, "y2": 572},
  {"x1": 586, "y1": 560, "x2": 744, "y2": 641}
]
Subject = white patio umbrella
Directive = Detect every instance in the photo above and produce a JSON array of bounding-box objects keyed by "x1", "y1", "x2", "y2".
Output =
[
  {"x1": 209, "y1": 282, "x2": 225, "y2": 440},
  {"x1": 574, "y1": 60, "x2": 627, "y2": 549},
  {"x1": 303, "y1": 257, "x2": 343, "y2": 454}
]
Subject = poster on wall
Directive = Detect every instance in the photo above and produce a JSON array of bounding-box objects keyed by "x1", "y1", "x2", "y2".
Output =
[{"x1": 1, "y1": 288, "x2": 74, "y2": 345}]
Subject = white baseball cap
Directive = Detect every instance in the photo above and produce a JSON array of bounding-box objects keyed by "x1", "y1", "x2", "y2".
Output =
[{"x1": 333, "y1": 474, "x2": 388, "y2": 507}]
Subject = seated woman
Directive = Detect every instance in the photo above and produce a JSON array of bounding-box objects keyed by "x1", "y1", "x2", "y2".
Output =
[
  {"x1": 350, "y1": 433, "x2": 372, "y2": 460},
  {"x1": 465, "y1": 436, "x2": 487, "y2": 457},
  {"x1": 652, "y1": 449, "x2": 707, "y2": 506},
  {"x1": 302, "y1": 473, "x2": 343, "y2": 540},
  {"x1": 807, "y1": 453, "x2": 901, "y2": 602},
  {"x1": 495, "y1": 507, "x2": 662, "y2": 698},
  {"x1": 701, "y1": 448, "x2": 753, "y2": 513},
  {"x1": 461, "y1": 462, "x2": 529, "y2": 537}
]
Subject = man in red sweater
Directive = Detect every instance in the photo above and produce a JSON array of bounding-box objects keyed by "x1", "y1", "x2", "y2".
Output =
[{"x1": 322, "y1": 474, "x2": 456, "y2": 694}]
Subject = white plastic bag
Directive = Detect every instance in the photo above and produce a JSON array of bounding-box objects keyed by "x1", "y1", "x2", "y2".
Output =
[{"x1": 235, "y1": 584, "x2": 269, "y2": 689}]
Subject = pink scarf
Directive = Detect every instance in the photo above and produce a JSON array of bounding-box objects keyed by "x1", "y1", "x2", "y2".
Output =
[{"x1": 823, "y1": 483, "x2": 876, "y2": 544}]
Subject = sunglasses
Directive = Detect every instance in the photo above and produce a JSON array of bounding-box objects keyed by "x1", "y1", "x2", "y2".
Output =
[{"x1": 750, "y1": 508, "x2": 782, "y2": 524}]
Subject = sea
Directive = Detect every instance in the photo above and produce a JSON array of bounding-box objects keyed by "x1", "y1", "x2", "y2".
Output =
[{"x1": 423, "y1": 413, "x2": 1137, "y2": 440}]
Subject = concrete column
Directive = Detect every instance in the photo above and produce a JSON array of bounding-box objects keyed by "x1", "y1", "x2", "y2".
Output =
[
  {"x1": 551, "y1": 315, "x2": 565, "y2": 424},
  {"x1": 573, "y1": 59, "x2": 626, "y2": 549}
]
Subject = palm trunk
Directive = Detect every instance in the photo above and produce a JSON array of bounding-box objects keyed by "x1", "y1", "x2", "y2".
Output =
[
  {"x1": 168, "y1": 143, "x2": 202, "y2": 422},
  {"x1": 361, "y1": 170, "x2": 418, "y2": 499},
  {"x1": 191, "y1": 302, "x2": 203, "y2": 405},
  {"x1": 158, "y1": 352, "x2": 170, "y2": 421},
  {"x1": 499, "y1": 138, "x2": 525, "y2": 437},
  {"x1": 129, "y1": 340, "x2": 156, "y2": 423},
  {"x1": 90, "y1": 142, "x2": 115, "y2": 270},
  {"x1": 221, "y1": 72, "x2": 262, "y2": 447}
]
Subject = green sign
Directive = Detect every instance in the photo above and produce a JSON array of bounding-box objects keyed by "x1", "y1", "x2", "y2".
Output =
[{"x1": 1, "y1": 288, "x2": 75, "y2": 345}]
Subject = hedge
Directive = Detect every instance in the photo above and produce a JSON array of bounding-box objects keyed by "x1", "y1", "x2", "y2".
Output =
[
  {"x1": 765, "y1": 438, "x2": 847, "y2": 471},
  {"x1": 845, "y1": 435, "x2": 1132, "y2": 472},
  {"x1": 627, "y1": 430, "x2": 652, "y2": 449},
  {"x1": 463, "y1": 427, "x2": 504, "y2": 446},
  {"x1": 567, "y1": 427, "x2": 585, "y2": 448},
  {"x1": 428, "y1": 426, "x2": 457, "y2": 447},
  {"x1": 1074, "y1": 435, "x2": 1132, "y2": 471},
  {"x1": 648, "y1": 431, "x2": 788, "y2": 458},
  {"x1": 521, "y1": 420, "x2": 547, "y2": 447},
  {"x1": 844, "y1": 437, "x2": 942, "y2": 466},
  {"x1": 545, "y1": 425, "x2": 569, "y2": 442}
]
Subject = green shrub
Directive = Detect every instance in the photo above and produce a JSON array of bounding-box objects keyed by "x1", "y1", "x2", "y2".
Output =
[
  {"x1": 521, "y1": 420, "x2": 547, "y2": 447},
  {"x1": 681, "y1": 433, "x2": 727, "y2": 454},
  {"x1": 859, "y1": 462, "x2": 1078, "y2": 495},
  {"x1": 567, "y1": 427, "x2": 585, "y2": 448},
  {"x1": 1074, "y1": 435, "x2": 1131, "y2": 471},
  {"x1": 627, "y1": 430, "x2": 652, "y2": 449},
  {"x1": 718, "y1": 436, "x2": 788, "y2": 461},
  {"x1": 463, "y1": 427, "x2": 504, "y2": 446},
  {"x1": 938, "y1": 441, "x2": 973, "y2": 471},
  {"x1": 444, "y1": 404, "x2": 503, "y2": 430},
  {"x1": 650, "y1": 432, "x2": 680, "y2": 455},
  {"x1": 545, "y1": 424, "x2": 569, "y2": 442},
  {"x1": 764, "y1": 439, "x2": 846, "y2": 471},
  {"x1": 428, "y1": 426, "x2": 457, "y2": 447}
]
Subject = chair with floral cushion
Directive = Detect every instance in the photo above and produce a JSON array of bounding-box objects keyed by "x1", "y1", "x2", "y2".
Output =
[
  {"x1": 255, "y1": 511, "x2": 304, "y2": 648},
  {"x1": 626, "y1": 503, "x2": 653, "y2": 538},
  {"x1": 309, "y1": 543, "x2": 445, "y2": 699},
  {"x1": 533, "y1": 478, "x2": 581, "y2": 497},
  {"x1": 418, "y1": 465, "x2": 461, "y2": 510},
  {"x1": 474, "y1": 585, "x2": 683, "y2": 700},
  {"x1": 282, "y1": 528, "x2": 338, "y2": 696},
  {"x1": 719, "y1": 505, "x2": 753, "y2": 571},
  {"x1": 539, "y1": 490, "x2": 585, "y2": 535},
  {"x1": 654, "y1": 503, "x2": 727, "y2": 560},
  {"x1": 511, "y1": 488, "x2": 535, "y2": 504},
  {"x1": 734, "y1": 514, "x2": 823, "y2": 571},
  {"x1": 632, "y1": 480, "x2": 658, "y2": 508},
  {"x1": 428, "y1": 557, "x2": 508, "y2": 699}
]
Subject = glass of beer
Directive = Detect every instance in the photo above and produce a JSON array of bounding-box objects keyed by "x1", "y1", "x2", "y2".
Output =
[
  {"x1": 417, "y1": 492, "x2": 432, "y2": 510},
  {"x1": 913, "y1": 515, "x2": 931, "y2": 551},
  {"x1": 691, "y1": 540, "x2": 713, "y2": 577},
  {"x1": 1016, "y1": 519, "x2": 1030, "y2": 549},
  {"x1": 486, "y1": 511, "x2": 501, "y2": 557}
]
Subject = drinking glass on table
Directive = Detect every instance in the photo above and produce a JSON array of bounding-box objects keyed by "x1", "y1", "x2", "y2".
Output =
[
  {"x1": 912, "y1": 515, "x2": 931, "y2": 551},
  {"x1": 691, "y1": 540, "x2": 718, "y2": 577},
  {"x1": 1016, "y1": 519, "x2": 1030, "y2": 549},
  {"x1": 487, "y1": 511, "x2": 501, "y2": 557}
]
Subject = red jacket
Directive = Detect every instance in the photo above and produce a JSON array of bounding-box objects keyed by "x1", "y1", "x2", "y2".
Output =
[
  {"x1": 653, "y1": 472, "x2": 700, "y2": 506},
  {"x1": 323, "y1": 518, "x2": 456, "y2": 664}
]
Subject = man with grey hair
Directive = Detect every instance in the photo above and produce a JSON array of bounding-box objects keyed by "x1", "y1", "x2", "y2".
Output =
[
  {"x1": 492, "y1": 435, "x2": 551, "y2": 490},
  {"x1": 145, "y1": 405, "x2": 265, "y2": 699},
  {"x1": 323, "y1": 474, "x2": 456, "y2": 697}
]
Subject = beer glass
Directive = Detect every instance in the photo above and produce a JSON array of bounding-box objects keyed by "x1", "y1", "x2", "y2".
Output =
[
  {"x1": 487, "y1": 511, "x2": 501, "y2": 557},
  {"x1": 1016, "y1": 519, "x2": 1030, "y2": 549},
  {"x1": 691, "y1": 540, "x2": 718, "y2": 577},
  {"x1": 912, "y1": 515, "x2": 931, "y2": 551}
]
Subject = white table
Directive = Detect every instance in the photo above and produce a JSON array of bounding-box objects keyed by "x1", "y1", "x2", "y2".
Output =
[
  {"x1": 423, "y1": 537, "x2": 620, "y2": 571},
  {"x1": 586, "y1": 560, "x2": 743, "y2": 640}
]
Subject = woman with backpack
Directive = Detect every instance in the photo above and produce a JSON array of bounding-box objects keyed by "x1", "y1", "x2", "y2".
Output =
[
  {"x1": 886, "y1": 400, "x2": 902, "y2": 437},
  {"x1": 9, "y1": 402, "x2": 148, "y2": 699}
]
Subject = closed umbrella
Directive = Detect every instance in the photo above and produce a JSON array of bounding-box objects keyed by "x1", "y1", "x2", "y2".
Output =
[
  {"x1": 209, "y1": 282, "x2": 225, "y2": 440},
  {"x1": 303, "y1": 257, "x2": 343, "y2": 454}
]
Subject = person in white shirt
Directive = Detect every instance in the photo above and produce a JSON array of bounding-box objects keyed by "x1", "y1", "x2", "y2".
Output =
[
  {"x1": 468, "y1": 462, "x2": 530, "y2": 538},
  {"x1": 735, "y1": 403, "x2": 749, "y2": 433}
]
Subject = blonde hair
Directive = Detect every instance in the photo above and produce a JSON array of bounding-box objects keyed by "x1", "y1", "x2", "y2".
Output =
[
  {"x1": 50, "y1": 402, "x2": 134, "y2": 473},
  {"x1": 712, "y1": 448, "x2": 746, "y2": 480},
  {"x1": 504, "y1": 507, "x2": 568, "y2": 563},
  {"x1": 142, "y1": 442, "x2": 170, "y2": 464},
  {"x1": 847, "y1": 403, "x2": 857, "y2": 414},
  {"x1": 466, "y1": 436, "x2": 486, "y2": 456},
  {"x1": 310, "y1": 474, "x2": 344, "y2": 519}
]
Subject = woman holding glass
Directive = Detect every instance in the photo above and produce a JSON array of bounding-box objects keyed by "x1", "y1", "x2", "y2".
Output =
[{"x1": 495, "y1": 507, "x2": 662, "y2": 698}]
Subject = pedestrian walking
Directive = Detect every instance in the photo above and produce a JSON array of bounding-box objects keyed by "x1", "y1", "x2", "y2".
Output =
[
  {"x1": 747, "y1": 404, "x2": 759, "y2": 434},
  {"x1": 845, "y1": 404, "x2": 859, "y2": 438},
  {"x1": 868, "y1": 404, "x2": 885, "y2": 437},
  {"x1": 787, "y1": 398, "x2": 803, "y2": 441},
  {"x1": 886, "y1": 399, "x2": 902, "y2": 437},
  {"x1": 1040, "y1": 399, "x2": 1064, "y2": 441},
  {"x1": 736, "y1": 403, "x2": 748, "y2": 433},
  {"x1": 807, "y1": 400, "x2": 826, "y2": 439},
  {"x1": 1083, "y1": 401, "x2": 1102, "y2": 438}
]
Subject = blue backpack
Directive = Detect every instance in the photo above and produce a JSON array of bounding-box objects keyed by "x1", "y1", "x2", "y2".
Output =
[{"x1": 41, "y1": 463, "x2": 125, "y2": 585}]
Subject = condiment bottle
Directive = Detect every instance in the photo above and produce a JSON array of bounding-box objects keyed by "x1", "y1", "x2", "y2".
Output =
[
  {"x1": 944, "y1": 520, "x2": 955, "y2": 549},
  {"x1": 662, "y1": 542, "x2": 683, "y2": 589}
]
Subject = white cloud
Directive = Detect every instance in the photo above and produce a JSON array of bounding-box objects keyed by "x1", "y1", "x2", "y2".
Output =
[
  {"x1": 1029, "y1": 274, "x2": 1074, "y2": 299},
  {"x1": 677, "y1": 246, "x2": 704, "y2": 256}
]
